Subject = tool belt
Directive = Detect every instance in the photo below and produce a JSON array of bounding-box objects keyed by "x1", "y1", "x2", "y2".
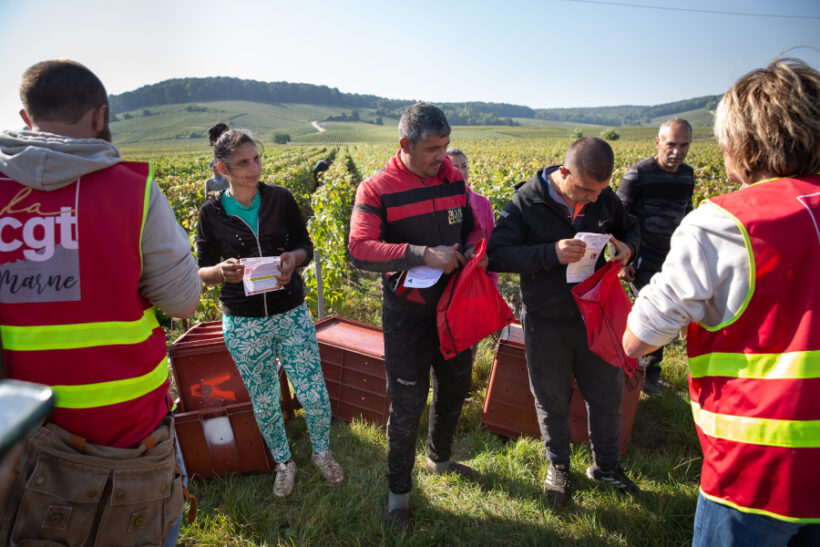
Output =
[{"x1": 0, "y1": 417, "x2": 194, "y2": 547}]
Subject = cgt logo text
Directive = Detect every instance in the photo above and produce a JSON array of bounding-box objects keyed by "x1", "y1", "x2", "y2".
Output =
[{"x1": 0, "y1": 188, "x2": 78, "y2": 263}]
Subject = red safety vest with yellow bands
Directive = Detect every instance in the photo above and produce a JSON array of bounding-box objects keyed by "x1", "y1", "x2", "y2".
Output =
[
  {"x1": 0, "y1": 162, "x2": 170, "y2": 448},
  {"x1": 687, "y1": 174, "x2": 820, "y2": 523}
]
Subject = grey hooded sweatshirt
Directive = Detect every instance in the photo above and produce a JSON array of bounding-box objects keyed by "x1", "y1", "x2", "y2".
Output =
[{"x1": 0, "y1": 130, "x2": 199, "y2": 315}]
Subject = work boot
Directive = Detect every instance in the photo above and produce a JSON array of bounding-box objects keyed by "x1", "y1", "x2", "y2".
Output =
[
  {"x1": 273, "y1": 460, "x2": 298, "y2": 498},
  {"x1": 642, "y1": 374, "x2": 663, "y2": 397},
  {"x1": 586, "y1": 461, "x2": 641, "y2": 498},
  {"x1": 425, "y1": 457, "x2": 478, "y2": 479},
  {"x1": 384, "y1": 507, "x2": 412, "y2": 534},
  {"x1": 311, "y1": 450, "x2": 345, "y2": 485},
  {"x1": 544, "y1": 462, "x2": 571, "y2": 506},
  {"x1": 384, "y1": 491, "x2": 412, "y2": 534}
]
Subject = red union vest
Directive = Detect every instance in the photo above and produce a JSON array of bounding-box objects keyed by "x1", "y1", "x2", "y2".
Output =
[
  {"x1": 687, "y1": 174, "x2": 820, "y2": 523},
  {"x1": 0, "y1": 162, "x2": 170, "y2": 448}
]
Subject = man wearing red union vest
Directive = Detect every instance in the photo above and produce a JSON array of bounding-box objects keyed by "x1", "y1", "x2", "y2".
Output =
[
  {"x1": 0, "y1": 60, "x2": 200, "y2": 546},
  {"x1": 624, "y1": 58, "x2": 820, "y2": 545}
]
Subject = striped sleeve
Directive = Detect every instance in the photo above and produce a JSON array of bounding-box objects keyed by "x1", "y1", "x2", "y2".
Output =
[{"x1": 348, "y1": 177, "x2": 425, "y2": 272}]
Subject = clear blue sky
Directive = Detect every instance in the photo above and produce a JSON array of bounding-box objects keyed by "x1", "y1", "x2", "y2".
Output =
[{"x1": 1, "y1": 0, "x2": 818, "y2": 130}]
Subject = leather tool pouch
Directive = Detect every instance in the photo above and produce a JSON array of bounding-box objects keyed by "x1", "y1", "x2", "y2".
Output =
[{"x1": 0, "y1": 417, "x2": 186, "y2": 547}]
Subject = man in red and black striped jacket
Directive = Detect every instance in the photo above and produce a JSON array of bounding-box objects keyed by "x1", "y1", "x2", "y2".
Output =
[{"x1": 349, "y1": 103, "x2": 484, "y2": 531}]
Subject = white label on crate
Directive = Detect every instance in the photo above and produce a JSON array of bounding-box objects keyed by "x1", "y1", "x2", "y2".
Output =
[{"x1": 202, "y1": 416, "x2": 235, "y2": 446}]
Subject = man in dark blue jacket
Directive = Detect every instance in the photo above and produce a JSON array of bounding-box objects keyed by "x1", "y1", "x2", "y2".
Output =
[{"x1": 488, "y1": 137, "x2": 641, "y2": 506}]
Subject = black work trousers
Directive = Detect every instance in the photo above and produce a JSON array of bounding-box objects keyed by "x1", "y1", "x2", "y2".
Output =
[
  {"x1": 522, "y1": 309, "x2": 623, "y2": 467},
  {"x1": 382, "y1": 306, "x2": 473, "y2": 494}
]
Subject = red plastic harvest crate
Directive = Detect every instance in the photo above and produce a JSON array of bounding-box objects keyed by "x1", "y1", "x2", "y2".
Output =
[
  {"x1": 168, "y1": 321, "x2": 294, "y2": 479},
  {"x1": 175, "y1": 402, "x2": 274, "y2": 480},
  {"x1": 168, "y1": 321, "x2": 250, "y2": 412},
  {"x1": 481, "y1": 322, "x2": 643, "y2": 453},
  {"x1": 314, "y1": 315, "x2": 391, "y2": 425}
]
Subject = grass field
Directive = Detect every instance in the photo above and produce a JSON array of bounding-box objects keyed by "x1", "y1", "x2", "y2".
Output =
[
  {"x1": 177, "y1": 294, "x2": 701, "y2": 546},
  {"x1": 173, "y1": 271, "x2": 703, "y2": 546},
  {"x1": 110, "y1": 101, "x2": 386, "y2": 147},
  {"x1": 650, "y1": 107, "x2": 713, "y2": 128}
]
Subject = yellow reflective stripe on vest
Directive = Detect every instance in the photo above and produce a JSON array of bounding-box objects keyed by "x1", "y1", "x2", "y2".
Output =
[
  {"x1": 52, "y1": 355, "x2": 169, "y2": 409},
  {"x1": 1, "y1": 308, "x2": 159, "y2": 351},
  {"x1": 697, "y1": 201, "x2": 756, "y2": 332},
  {"x1": 690, "y1": 350, "x2": 820, "y2": 380},
  {"x1": 138, "y1": 162, "x2": 155, "y2": 272},
  {"x1": 691, "y1": 402, "x2": 820, "y2": 448},
  {"x1": 700, "y1": 489, "x2": 820, "y2": 524}
]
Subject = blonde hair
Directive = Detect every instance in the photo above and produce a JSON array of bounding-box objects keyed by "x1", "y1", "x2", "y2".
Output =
[{"x1": 714, "y1": 58, "x2": 820, "y2": 178}]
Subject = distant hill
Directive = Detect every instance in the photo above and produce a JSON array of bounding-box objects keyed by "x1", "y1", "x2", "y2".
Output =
[
  {"x1": 533, "y1": 96, "x2": 720, "y2": 126},
  {"x1": 109, "y1": 76, "x2": 719, "y2": 128},
  {"x1": 110, "y1": 101, "x2": 371, "y2": 146}
]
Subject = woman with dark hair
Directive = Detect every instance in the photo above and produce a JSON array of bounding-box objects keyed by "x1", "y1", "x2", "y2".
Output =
[
  {"x1": 196, "y1": 123, "x2": 344, "y2": 498},
  {"x1": 203, "y1": 123, "x2": 229, "y2": 196}
]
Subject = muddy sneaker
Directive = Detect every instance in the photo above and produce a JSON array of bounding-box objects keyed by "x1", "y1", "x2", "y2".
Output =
[
  {"x1": 273, "y1": 460, "x2": 298, "y2": 498},
  {"x1": 544, "y1": 462, "x2": 571, "y2": 506},
  {"x1": 425, "y1": 458, "x2": 478, "y2": 479},
  {"x1": 311, "y1": 450, "x2": 345, "y2": 485},
  {"x1": 586, "y1": 462, "x2": 641, "y2": 497}
]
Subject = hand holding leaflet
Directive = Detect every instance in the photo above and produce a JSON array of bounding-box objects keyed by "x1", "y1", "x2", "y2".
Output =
[
  {"x1": 241, "y1": 256, "x2": 282, "y2": 296},
  {"x1": 566, "y1": 232, "x2": 612, "y2": 283}
]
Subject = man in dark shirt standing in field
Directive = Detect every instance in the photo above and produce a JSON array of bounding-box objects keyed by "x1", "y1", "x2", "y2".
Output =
[
  {"x1": 616, "y1": 118, "x2": 694, "y2": 396},
  {"x1": 348, "y1": 103, "x2": 485, "y2": 532}
]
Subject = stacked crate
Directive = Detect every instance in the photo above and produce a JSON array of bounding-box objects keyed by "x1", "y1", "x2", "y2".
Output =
[
  {"x1": 169, "y1": 321, "x2": 294, "y2": 479},
  {"x1": 314, "y1": 316, "x2": 390, "y2": 425}
]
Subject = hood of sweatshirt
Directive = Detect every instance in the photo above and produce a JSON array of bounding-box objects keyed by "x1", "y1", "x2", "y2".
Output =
[{"x1": 0, "y1": 130, "x2": 121, "y2": 191}]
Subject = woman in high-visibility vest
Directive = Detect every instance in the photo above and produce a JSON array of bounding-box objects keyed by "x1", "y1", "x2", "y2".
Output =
[
  {"x1": 623, "y1": 58, "x2": 820, "y2": 545},
  {"x1": 196, "y1": 123, "x2": 344, "y2": 498}
]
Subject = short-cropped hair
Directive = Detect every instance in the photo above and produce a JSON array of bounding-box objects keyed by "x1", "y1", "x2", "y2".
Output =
[
  {"x1": 714, "y1": 58, "x2": 820, "y2": 178},
  {"x1": 446, "y1": 146, "x2": 465, "y2": 158},
  {"x1": 398, "y1": 102, "x2": 451, "y2": 148},
  {"x1": 658, "y1": 118, "x2": 692, "y2": 139},
  {"x1": 565, "y1": 137, "x2": 614, "y2": 182},
  {"x1": 20, "y1": 60, "x2": 108, "y2": 124}
]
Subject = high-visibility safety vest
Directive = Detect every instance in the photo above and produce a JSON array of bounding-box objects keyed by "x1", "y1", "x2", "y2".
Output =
[
  {"x1": 687, "y1": 174, "x2": 820, "y2": 523},
  {"x1": 0, "y1": 162, "x2": 170, "y2": 448}
]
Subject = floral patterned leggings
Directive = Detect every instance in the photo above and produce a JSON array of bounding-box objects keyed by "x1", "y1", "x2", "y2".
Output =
[{"x1": 222, "y1": 304, "x2": 331, "y2": 463}]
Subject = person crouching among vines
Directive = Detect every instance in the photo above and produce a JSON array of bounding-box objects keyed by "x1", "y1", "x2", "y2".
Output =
[{"x1": 195, "y1": 123, "x2": 344, "y2": 498}]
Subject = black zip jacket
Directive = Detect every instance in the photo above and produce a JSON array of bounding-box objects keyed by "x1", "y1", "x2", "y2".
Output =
[
  {"x1": 196, "y1": 182, "x2": 313, "y2": 317},
  {"x1": 488, "y1": 167, "x2": 640, "y2": 319}
]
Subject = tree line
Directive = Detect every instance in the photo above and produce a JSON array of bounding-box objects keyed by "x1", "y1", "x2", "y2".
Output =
[{"x1": 108, "y1": 77, "x2": 719, "y2": 127}]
